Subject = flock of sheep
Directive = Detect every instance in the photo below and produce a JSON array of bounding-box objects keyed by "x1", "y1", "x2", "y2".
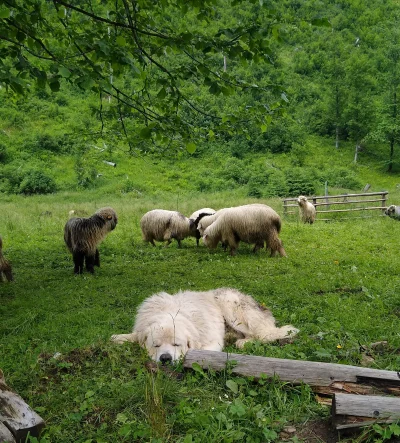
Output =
[
  {"x1": 61, "y1": 195, "x2": 316, "y2": 275},
  {"x1": 4, "y1": 196, "x2": 396, "y2": 278}
]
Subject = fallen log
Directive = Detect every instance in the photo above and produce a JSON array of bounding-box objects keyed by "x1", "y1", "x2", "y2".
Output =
[
  {"x1": 183, "y1": 350, "x2": 400, "y2": 396},
  {"x1": 333, "y1": 393, "x2": 400, "y2": 431},
  {"x1": 0, "y1": 372, "x2": 45, "y2": 443}
]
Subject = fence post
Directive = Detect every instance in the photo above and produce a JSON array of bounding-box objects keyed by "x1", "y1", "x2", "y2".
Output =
[
  {"x1": 283, "y1": 199, "x2": 287, "y2": 217},
  {"x1": 382, "y1": 192, "x2": 387, "y2": 212}
]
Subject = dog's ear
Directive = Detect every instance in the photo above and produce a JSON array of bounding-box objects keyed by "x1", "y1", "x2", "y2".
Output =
[
  {"x1": 187, "y1": 337, "x2": 200, "y2": 350},
  {"x1": 131, "y1": 330, "x2": 147, "y2": 345}
]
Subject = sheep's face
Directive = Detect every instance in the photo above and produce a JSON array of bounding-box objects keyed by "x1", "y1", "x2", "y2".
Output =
[
  {"x1": 385, "y1": 205, "x2": 396, "y2": 217},
  {"x1": 202, "y1": 233, "x2": 219, "y2": 249},
  {"x1": 297, "y1": 196, "x2": 308, "y2": 206},
  {"x1": 96, "y1": 207, "x2": 118, "y2": 230}
]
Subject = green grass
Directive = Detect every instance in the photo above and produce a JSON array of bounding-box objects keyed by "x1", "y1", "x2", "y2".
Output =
[{"x1": 1, "y1": 188, "x2": 400, "y2": 442}]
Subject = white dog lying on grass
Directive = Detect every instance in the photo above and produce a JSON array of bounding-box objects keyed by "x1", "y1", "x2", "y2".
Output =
[{"x1": 111, "y1": 288, "x2": 299, "y2": 363}]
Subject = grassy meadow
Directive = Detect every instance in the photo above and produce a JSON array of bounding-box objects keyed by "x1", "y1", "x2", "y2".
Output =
[{"x1": 1, "y1": 164, "x2": 400, "y2": 442}]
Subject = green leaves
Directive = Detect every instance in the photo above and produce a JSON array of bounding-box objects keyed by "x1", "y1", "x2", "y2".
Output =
[{"x1": 0, "y1": 7, "x2": 10, "y2": 18}]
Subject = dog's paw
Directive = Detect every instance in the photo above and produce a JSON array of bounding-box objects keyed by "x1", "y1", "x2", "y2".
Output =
[
  {"x1": 110, "y1": 334, "x2": 129, "y2": 344},
  {"x1": 281, "y1": 325, "x2": 299, "y2": 337},
  {"x1": 235, "y1": 338, "x2": 251, "y2": 349}
]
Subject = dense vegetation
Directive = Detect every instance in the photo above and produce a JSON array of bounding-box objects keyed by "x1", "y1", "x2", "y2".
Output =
[{"x1": 1, "y1": 0, "x2": 400, "y2": 442}]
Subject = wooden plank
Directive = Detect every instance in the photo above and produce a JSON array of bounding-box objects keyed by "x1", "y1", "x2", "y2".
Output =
[
  {"x1": 333, "y1": 393, "x2": 400, "y2": 431},
  {"x1": 184, "y1": 350, "x2": 400, "y2": 395},
  {"x1": 316, "y1": 207, "x2": 387, "y2": 214}
]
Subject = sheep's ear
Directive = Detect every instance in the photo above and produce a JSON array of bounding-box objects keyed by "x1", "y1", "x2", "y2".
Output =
[
  {"x1": 203, "y1": 234, "x2": 208, "y2": 240},
  {"x1": 107, "y1": 215, "x2": 113, "y2": 220}
]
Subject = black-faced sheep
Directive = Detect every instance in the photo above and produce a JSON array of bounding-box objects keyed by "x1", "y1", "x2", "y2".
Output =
[
  {"x1": 297, "y1": 196, "x2": 316, "y2": 224},
  {"x1": 0, "y1": 236, "x2": 13, "y2": 282},
  {"x1": 64, "y1": 207, "x2": 118, "y2": 274},
  {"x1": 140, "y1": 209, "x2": 196, "y2": 247},
  {"x1": 202, "y1": 204, "x2": 286, "y2": 256},
  {"x1": 384, "y1": 205, "x2": 400, "y2": 220},
  {"x1": 190, "y1": 208, "x2": 216, "y2": 246}
]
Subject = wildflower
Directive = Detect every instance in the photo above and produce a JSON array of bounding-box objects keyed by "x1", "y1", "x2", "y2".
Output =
[{"x1": 336, "y1": 344, "x2": 342, "y2": 349}]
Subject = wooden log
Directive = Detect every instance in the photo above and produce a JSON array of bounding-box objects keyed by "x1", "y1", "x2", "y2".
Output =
[
  {"x1": 0, "y1": 372, "x2": 45, "y2": 443},
  {"x1": 183, "y1": 350, "x2": 400, "y2": 396},
  {"x1": 0, "y1": 422, "x2": 16, "y2": 443},
  {"x1": 333, "y1": 393, "x2": 400, "y2": 431}
]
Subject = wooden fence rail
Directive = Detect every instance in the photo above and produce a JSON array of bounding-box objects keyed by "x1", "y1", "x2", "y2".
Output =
[{"x1": 283, "y1": 191, "x2": 388, "y2": 220}]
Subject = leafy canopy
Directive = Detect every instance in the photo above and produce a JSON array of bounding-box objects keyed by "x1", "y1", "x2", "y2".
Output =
[{"x1": 0, "y1": 0, "x2": 293, "y2": 152}]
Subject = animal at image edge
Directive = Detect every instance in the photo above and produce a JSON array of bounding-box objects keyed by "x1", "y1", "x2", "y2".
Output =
[
  {"x1": 111, "y1": 288, "x2": 299, "y2": 363},
  {"x1": 64, "y1": 207, "x2": 117, "y2": 274},
  {"x1": 384, "y1": 205, "x2": 400, "y2": 220},
  {"x1": 0, "y1": 236, "x2": 13, "y2": 282}
]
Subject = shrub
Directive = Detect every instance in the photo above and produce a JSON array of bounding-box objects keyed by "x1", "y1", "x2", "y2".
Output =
[
  {"x1": 323, "y1": 167, "x2": 362, "y2": 190},
  {"x1": 253, "y1": 120, "x2": 305, "y2": 154},
  {"x1": 221, "y1": 158, "x2": 249, "y2": 184},
  {"x1": 18, "y1": 170, "x2": 57, "y2": 195},
  {"x1": 264, "y1": 170, "x2": 289, "y2": 197},
  {"x1": 285, "y1": 167, "x2": 317, "y2": 196}
]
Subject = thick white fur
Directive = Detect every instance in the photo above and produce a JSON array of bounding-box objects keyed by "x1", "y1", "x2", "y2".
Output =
[
  {"x1": 111, "y1": 288, "x2": 298, "y2": 362},
  {"x1": 140, "y1": 209, "x2": 195, "y2": 246},
  {"x1": 202, "y1": 204, "x2": 286, "y2": 256},
  {"x1": 297, "y1": 196, "x2": 316, "y2": 224},
  {"x1": 385, "y1": 205, "x2": 400, "y2": 220}
]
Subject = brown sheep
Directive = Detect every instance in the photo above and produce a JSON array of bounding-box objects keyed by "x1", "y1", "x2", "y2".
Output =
[
  {"x1": 64, "y1": 207, "x2": 118, "y2": 274},
  {"x1": 0, "y1": 236, "x2": 13, "y2": 282}
]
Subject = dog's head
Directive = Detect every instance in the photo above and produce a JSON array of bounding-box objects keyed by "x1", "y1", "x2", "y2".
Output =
[
  {"x1": 385, "y1": 205, "x2": 397, "y2": 217},
  {"x1": 133, "y1": 317, "x2": 198, "y2": 363}
]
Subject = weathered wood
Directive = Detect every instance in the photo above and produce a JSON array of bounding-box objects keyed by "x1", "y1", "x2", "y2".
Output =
[
  {"x1": 0, "y1": 372, "x2": 45, "y2": 443},
  {"x1": 333, "y1": 393, "x2": 400, "y2": 431},
  {"x1": 0, "y1": 422, "x2": 16, "y2": 443},
  {"x1": 184, "y1": 350, "x2": 400, "y2": 396}
]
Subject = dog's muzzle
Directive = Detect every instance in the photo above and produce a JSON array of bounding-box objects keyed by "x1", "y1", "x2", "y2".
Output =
[{"x1": 159, "y1": 353, "x2": 173, "y2": 364}]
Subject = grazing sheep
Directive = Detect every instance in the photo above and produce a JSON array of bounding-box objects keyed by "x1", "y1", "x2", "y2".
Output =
[
  {"x1": 202, "y1": 204, "x2": 286, "y2": 256},
  {"x1": 0, "y1": 236, "x2": 13, "y2": 282},
  {"x1": 140, "y1": 209, "x2": 196, "y2": 247},
  {"x1": 189, "y1": 208, "x2": 216, "y2": 246},
  {"x1": 297, "y1": 196, "x2": 316, "y2": 224},
  {"x1": 64, "y1": 207, "x2": 118, "y2": 274},
  {"x1": 384, "y1": 205, "x2": 400, "y2": 220}
]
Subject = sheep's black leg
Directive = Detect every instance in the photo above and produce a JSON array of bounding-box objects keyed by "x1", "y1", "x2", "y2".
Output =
[
  {"x1": 73, "y1": 251, "x2": 85, "y2": 274},
  {"x1": 94, "y1": 249, "x2": 100, "y2": 267},
  {"x1": 85, "y1": 254, "x2": 96, "y2": 274}
]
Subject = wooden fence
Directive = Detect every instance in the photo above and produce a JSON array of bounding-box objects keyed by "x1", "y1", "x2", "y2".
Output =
[{"x1": 283, "y1": 191, "x2": 388, "y2": 221}]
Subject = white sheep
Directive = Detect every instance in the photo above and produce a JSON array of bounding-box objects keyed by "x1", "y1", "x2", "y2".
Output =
[
  {"x1": 189, "y1": 208, "x2": 216, "y2": 246},
  {"x1": 384, "y1": 205, "x2": 400, "y2": 220},
  {"x1": 202, "y1": 204, "x2": 286, "y2": 256},
  {"x1": 140, "y1": 209, "x2": 196, "y2": 247},
  {"x1": 297, "y1": 196, "x2": 316, "y2": 224}
]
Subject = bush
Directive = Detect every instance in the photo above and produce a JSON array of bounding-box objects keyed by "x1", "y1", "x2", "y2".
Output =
[
  {"x1": 221, "y1": 158, "x2": 249, "y2": 184},
  {"x1": 18, "y1": 170, "x2": 57, "y2": 195},
  {"x1": 323, "y1": 167, "x2": 362, "y2": 190},
  {"x1": 252, "y1": 120, "x2": 305, "y2": 154},
  {"x1": 285, "y1": 167, "x2": 317, "y2": 196},
  {"x1": 264, "y1": 170, "x2": 289, "y2": 197}
]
